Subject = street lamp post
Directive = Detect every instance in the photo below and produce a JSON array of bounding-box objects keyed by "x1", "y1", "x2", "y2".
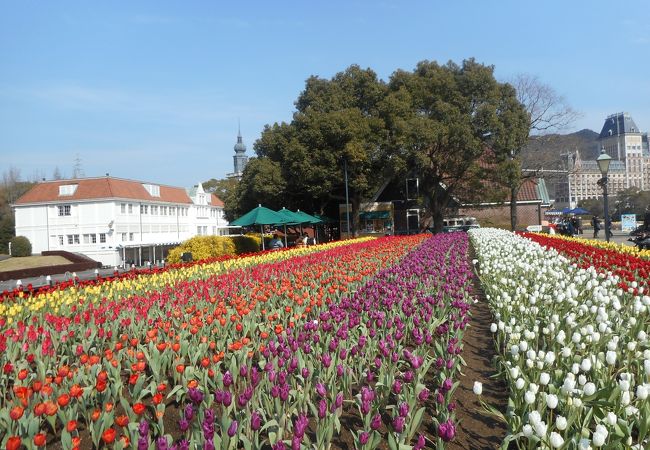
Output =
[
  {"x1": 596, "y1": 147, "x2": 612, "y2": 242},
  {"x1": 343, "y1": 158, "x2": 351, "y2": 238}
]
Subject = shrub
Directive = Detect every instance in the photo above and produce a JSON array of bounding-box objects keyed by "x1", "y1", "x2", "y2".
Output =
[
  {"x1": 10, "y1": 235, "x2": 32, "y2": 257},
  {"x1": 166, "y1": 235, "x2": 259, "y2": 264}
]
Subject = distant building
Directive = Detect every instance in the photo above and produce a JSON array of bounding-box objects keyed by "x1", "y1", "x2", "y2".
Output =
[
  {"x1": 556, "y1": 112, "x2": 650, "y2": 206},
  {"x1": 13, "y1": 177, "x2": 229, "y2": 267},
  {"x1": 226, "y1": 127, "x2": 249, "y2": 180}
]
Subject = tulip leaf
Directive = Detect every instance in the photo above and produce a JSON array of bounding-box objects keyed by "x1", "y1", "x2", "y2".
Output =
[{"x1": 388, "y1": 432, "x2": 398, "y2": 450}]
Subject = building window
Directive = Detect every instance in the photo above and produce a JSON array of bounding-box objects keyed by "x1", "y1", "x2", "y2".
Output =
[
  {"x1": 58, "y1": 184, "x2": 78, "y2": 196},
  {"x1": 67, "y1": 235, "x2": 73, "y2": 245},
  {"x1": 151, "y1": 205, "x2": 158, "y2": 215},
  {"x1": 58, "y1": 205, "x2": 71, "y2": 216},
  {"x1": 58, "y1": 235, "x2": 64, "y2": 246},
  {"x1": 91, "y1": 234, "x2": 96, "y2": 244},
  {"x1": 83, "y1": 234, "x2": 90, "y2": 244},
  {"x1": 128, "y1": 204, "x2": 133, "y2": 213},
  {"x1": 129, "y1": 232, "x2": 134, "y2": 241},
  {"x1": 143, "y1": 183, "x2": 160, "y2": 197},
  {"x1": 99, "y1": 233, "x2": 106, "y2": 243},
  {"x1": 122, "y1": 233, "x2": 127, "y2": 241},
  {"x1": 121, "y1": 203, "x2": 126, "y2": 213}
]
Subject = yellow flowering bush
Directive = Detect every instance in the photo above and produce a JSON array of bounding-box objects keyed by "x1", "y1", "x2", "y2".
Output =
[{"x1": 167, "y1": 235, "x2": 258, "y2": 263}]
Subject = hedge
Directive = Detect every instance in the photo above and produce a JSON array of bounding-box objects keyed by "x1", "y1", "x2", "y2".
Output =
[{"x1": 166, "y1": 234, "x2": 263, "y2": 263}]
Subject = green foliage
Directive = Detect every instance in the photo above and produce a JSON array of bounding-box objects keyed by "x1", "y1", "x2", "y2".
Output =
[
  {"x1": 201, "y1": 178, "x2": 240, "y2": 222},
  {"x1": 382, "y1": 58, "x2": 530, "y2": 232},
  {"x1": 0, "y1": 214, "x2": 14, "y2": 254},
  {"x1": 232, "y1": 157, "x2": 287, "y2": 217},
  {"x1": 166, "y1": 235, "x2": 261, "y2": 264},
  {"x1": 10, "y1": 235, "x2": 31, "y2": 257}
]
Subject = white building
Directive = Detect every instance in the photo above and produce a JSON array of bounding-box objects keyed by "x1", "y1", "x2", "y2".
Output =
[
  {"x1": 556, "y1": 112, "x2": 650, "y2": 206},
  {"x1": 13, "y1": 176, "x2": 229, "y2": 267}
]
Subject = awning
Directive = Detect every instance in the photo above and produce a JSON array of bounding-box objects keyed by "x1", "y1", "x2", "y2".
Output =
[{"x1": 359, "y1": 211, "x2": 391, "y2": 220}]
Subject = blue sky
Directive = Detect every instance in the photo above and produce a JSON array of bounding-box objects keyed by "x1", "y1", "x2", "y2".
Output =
[{"x1": 1, "y1": 1, "x2": 649, "y2": 187}]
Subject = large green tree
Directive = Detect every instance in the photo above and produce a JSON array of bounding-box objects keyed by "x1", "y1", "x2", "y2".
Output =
[
  {"x1": 382, "y1": 59, "x2": 530, "y2": 232},
  {"x1": 255, "y1": 65, "x2": 389, "y2": 235},
  {"x1": 231, "y1": 157, "x2": 287, "y2": 217}
]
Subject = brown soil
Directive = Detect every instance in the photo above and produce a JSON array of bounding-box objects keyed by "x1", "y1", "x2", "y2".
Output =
[{"x1": 447, "y1": 267, "x2": 510, "y2": 450}]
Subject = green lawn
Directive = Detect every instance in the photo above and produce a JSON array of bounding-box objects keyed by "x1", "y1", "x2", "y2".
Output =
[{"x1": 0, "y1": 255, "x2": 72, "y2": 272}]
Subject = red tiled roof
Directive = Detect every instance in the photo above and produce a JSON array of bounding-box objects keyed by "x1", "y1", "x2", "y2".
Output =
[
  {"x1": 14, "y1": 177, "x2": 193, "y2": 205},
  {"x1": 515, "y1": 178, "x2": 541, "y2": 202},
  {"x1": 210, "y1": 194, "x2": 224, "y2": 207}
]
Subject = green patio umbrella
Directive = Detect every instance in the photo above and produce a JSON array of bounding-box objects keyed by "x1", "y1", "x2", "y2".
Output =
[
  {"x1": 276, "y1": 207, "x2": 308, "y2": 247},
  {"x1": 230, "y1": 205, "x2": 290, "y2": 250},
  {"x1": 294, "y1": 209, "x2": 324, "y2": 243}
]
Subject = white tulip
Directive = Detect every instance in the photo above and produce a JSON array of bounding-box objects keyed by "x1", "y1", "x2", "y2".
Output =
[
  {"x1": 516, "y1": 377, "x2": 525, "y2": 390},
  {"x1": 583, "y1": 382, "x2": 596, "y2": 396},
  {"x1": 592, "y1": 430, "x2": 605, "y2": 447},
  {"x1": 555, "y1": 415, "x2": 567, "y2": 430},
  {"x1": 522, "y1": 424, "x2": 533, "y2": 437},
  {"x1": 562, "y1": 347, "x2": 571, "y2": 358},
  {"x1": 578, "y1": 438, "x2": 592, "y2": 450},
  {"x1": 606, "y1": 351, "x2": 617, "y2": 365},
  {"x1": 636, "y1": 384, "x2": 648, "y2": 400},
  {"x1": 621, "y1": 390, "x2": 631, "y2": 406},
  {"x1": 533, "y1": 420, "x2": 547, "y2": 437},
  {"x1": 581, "y1": 358, "x2": 592, "y2": 372},
  {"x1": 546, "y1": 393, "x2": 559, "y2": 409},
  {"x1": 490, "y1": 323, "x2": 498, "y2": 333},
  {"x1": 606, "y1": 412, "x2": 617, "y2": 426},
  {"x1": 549, "y1": 431, "x2": 564, "y2": 448},
  {"x1": 473, "y1": 381, "x2": 483, "y2": 396},
  {"x1": 540, "y1": 372, "x2": 550, "y2": 385},
  {"x1": 524, "y1": 391, "x2": 536, "y2": 404}
]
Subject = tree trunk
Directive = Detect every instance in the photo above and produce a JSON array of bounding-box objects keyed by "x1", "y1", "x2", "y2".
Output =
[
  {"x1": 510, "y1": 185, "x2": 519, "y2": 231},
  {"x1": 351, "y1": 195, "x2": 361, "y2": 237}
]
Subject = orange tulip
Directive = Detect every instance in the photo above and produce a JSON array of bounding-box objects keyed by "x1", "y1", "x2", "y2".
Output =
[
  {"x1": 9, "y1": 406, "x2": 24, "y2": 420},
  {"x1": 34, "y1": 433, "x2": 47, "y2": 447},
  {"x1": 102, "y1": 428, "x2": 116, "y2": 444},
  {"x1": 6, "y1": 436, "x2": 21, "y2": 450},
  {"x1": 57, "y1": 394, "x2": 70, "y2": 408}
]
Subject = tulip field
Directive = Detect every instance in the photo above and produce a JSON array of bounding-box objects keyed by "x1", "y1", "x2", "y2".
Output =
[
  {"x1": 1, "y1": 229, "x2": 648, "y2": 449},
  {"x1": 470, "y1": 229, "x2": 650, "y2": 449}
]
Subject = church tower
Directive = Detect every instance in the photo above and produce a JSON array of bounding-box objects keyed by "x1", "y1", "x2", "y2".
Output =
[{"x1": 228, "y1": 124, "x2": 249, "y2": 180}]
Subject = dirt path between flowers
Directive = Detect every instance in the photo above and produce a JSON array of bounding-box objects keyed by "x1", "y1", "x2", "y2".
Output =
[{"x1": 447, "y1": 258, "x2": 510, "y2": 450}]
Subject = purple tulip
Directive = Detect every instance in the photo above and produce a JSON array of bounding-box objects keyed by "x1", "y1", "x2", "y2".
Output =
[
  {"x1": 334, "y1": 392, "x2": 343, "y2": 409},
  {"x1": 414, "y1": 434, "x2": 426, "y2": 450},
  {"x1": 138, "y1": 437, "x2": 148, "y2": 450},
  {"x1": 176, "y1": 441, "x2": 189, "y2": 450},
  {"x1": 322, "y1": 353, "x2": 332, "y2": 368},
  {"x1": 251, "y1": 411, "x2": 262, "y2": 431},
  {"x1": 178, "y1": 418, "x2": 189, "y2": 432},
  {"x1": 438, "y1": 419, "x2": 456, "y2": 442},
  {"x1": 222, "y1": 391, "x2": 232, "y2": 407},
  {"x1": 203, "y1": 440, "x2": 215, "y2": 450},
  {"x1": 239, "y1": 365, "x2": 248, "y2": 378},
  {"x1": 139, "y1": 420, "x2": 150, "y2": 437},
  {"x1": 403, "y1": 370, "x2": 414, "y2": 383},
  {"x1": 272, "y1": 442, "x2": 286, "y2": 450},
  {"x1": 418, "y1": 388, "x2": 430, "y2": 402},
  {"x1": 301, "y1": 367, "x2": 310, "y2": 379},
  {"x1": 398, "y1": 402, "x2": 409, "y2": 417},
  {"x1": 271, "y1": 385, "x2": 280, "y2": 398},
  {"x1": 184, "y1": 404, "x2": 194, "y2": 421},
  {"x1": 188, "y1": 387, "x2": 204, "y2": 404},
  {"x1": 227, "y1": 420, "x2": 238, "y2": 437},
  {"x1": 359, "y1": 431, "x2": 370, "y2": 444},
  {"x1": 156, "y1": 437, "x2": 169, "y2": 450},
  {"x1": 441, "y1": 378, "x2": 453, "y2": 393},
  {"x1": 336, "y1": 364, "x2": 344, "y2": 378},
  {"x1": 393, "y1": 416, "x2": 405, "y2": 433},
  {"x1": 223, "y1": 371, "x2": 233, "y2": 387},
  {"x1": 294, "y1": 413, "x2": 309, "y2": 438},
  {"x1": 392, "y1": 379, "x2": 402, "y2": 394},
  {"x1": 315, "y1": 382, "x2": 327, "y2": 397},
  {"x1": 370, "y1": 413, "x2": 382, "y2": 430},
  {"x1": 318, "y1": 399, "x2": 327, "y2": 418}
]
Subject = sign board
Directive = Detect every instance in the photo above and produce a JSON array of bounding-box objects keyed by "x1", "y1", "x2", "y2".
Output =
[{"x1": 621, "y1": 214, "x2": 637, "y2": 232}]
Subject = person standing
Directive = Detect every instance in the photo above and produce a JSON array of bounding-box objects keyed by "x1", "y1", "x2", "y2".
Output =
[
  {"x1": 591, "y1": 216, "x2": 601, "y2": 238},
  {"x1": 269, "y1": 234, "x2": 284, "y2": 250}
]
